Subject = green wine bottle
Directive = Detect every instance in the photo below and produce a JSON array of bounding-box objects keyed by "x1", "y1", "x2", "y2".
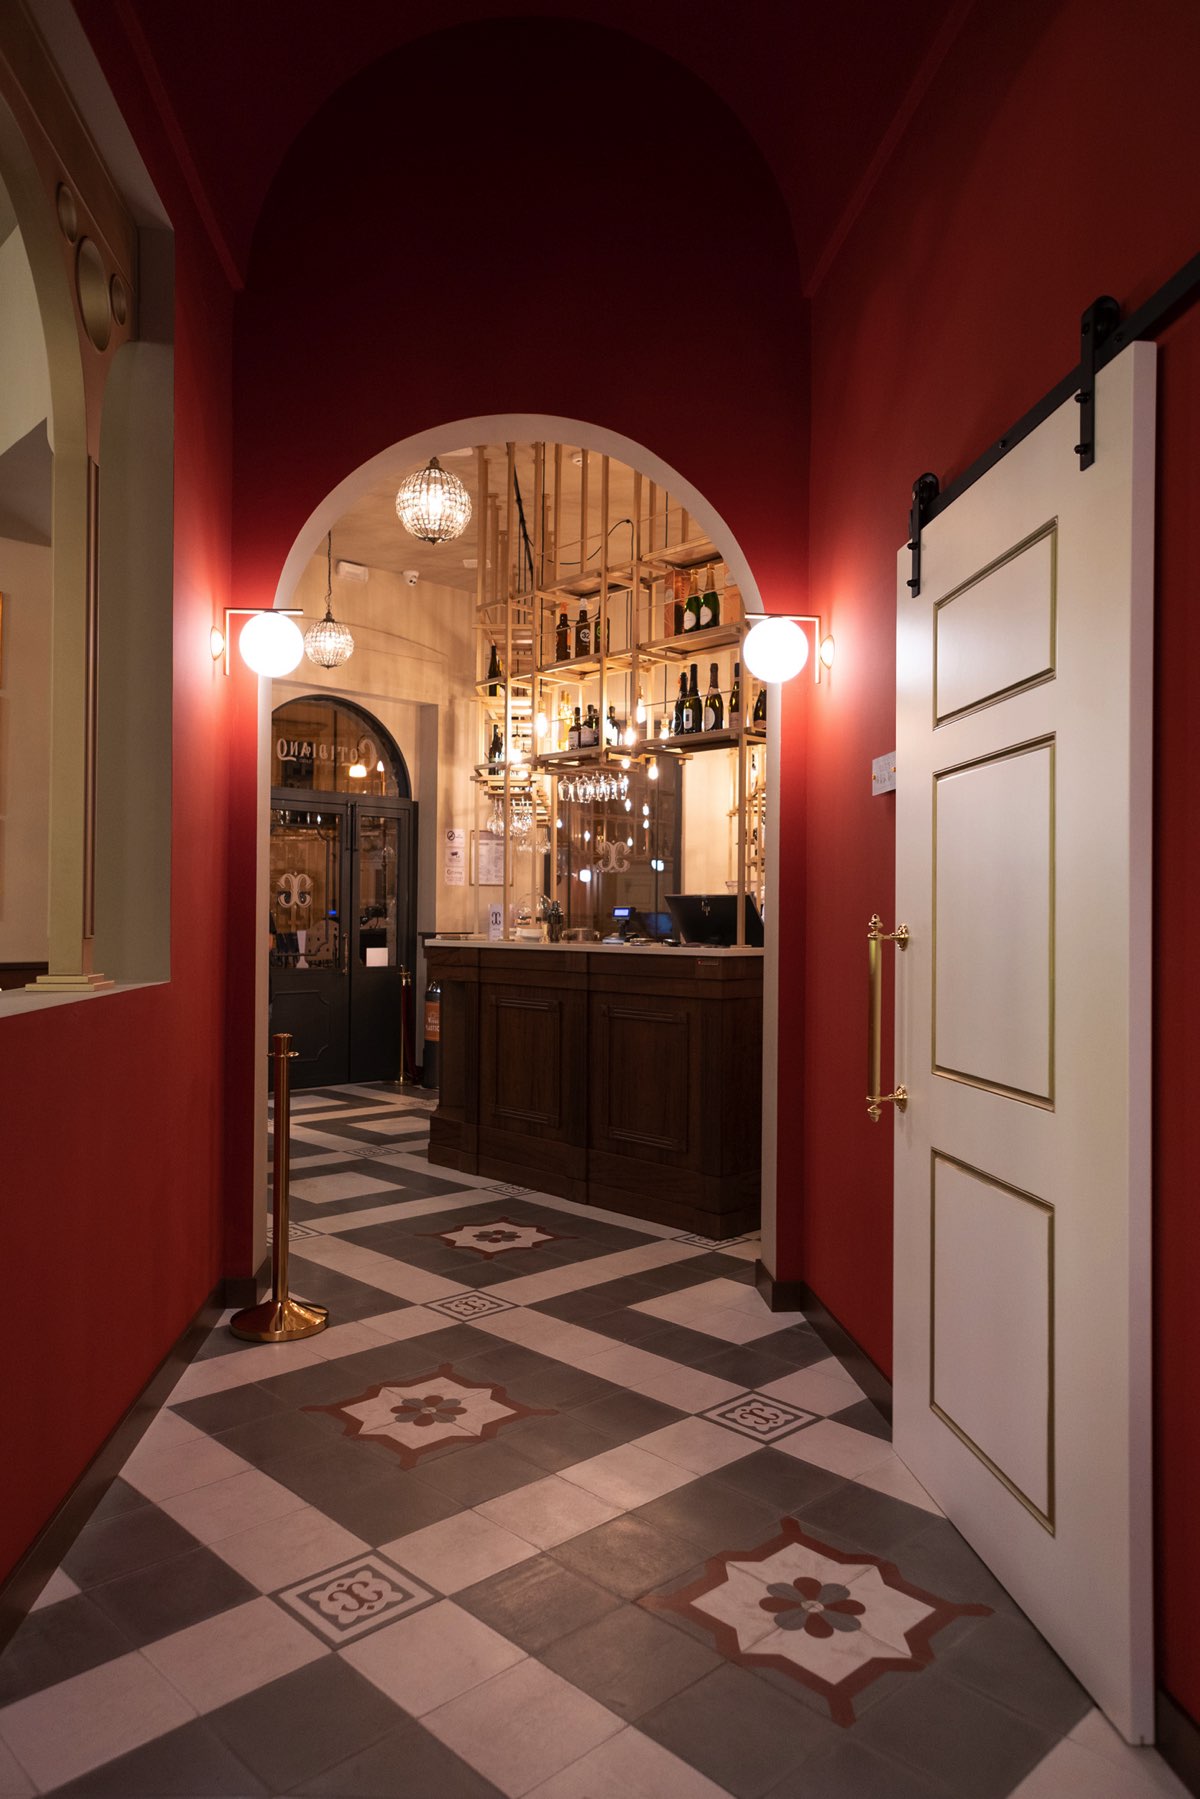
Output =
[
  {"x1": 703, "y1": 662, "x2": 724, "y2": 732},
  {"x1": 699, "y1": 566, "x2": 721, "y2": 629},
  {"x1": 685, "y1": 663, "x2": 703, "y2": 733}
]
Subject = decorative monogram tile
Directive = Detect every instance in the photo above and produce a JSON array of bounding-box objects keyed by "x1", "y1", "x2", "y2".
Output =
[
  {"x1": 425, "y1": 1291, "x2": 517, "y2": 1321},
  {"x1": 675, "y1": 1232, "x2": 760, "y2": 1249},
  {"x1": 266, "y1": 1219, "x2": 321, "y2": 1241},
  {"x1": 277, "y1": 1553, "x2": 436, "y2": 1643},
  {"x1": 700, "y1": 1391, "x2": 818, "y2": 1442},
  {"x1": 483, "y1": 1183, "x2": 533, "y2": 1195},
  {"x1": 305, "y1": 1363, "x2": 552, "y2": 1467},
  {"x1": 433, "y1": 1216, "x2": 562, "y2": 1257},
  {"x1": 644, "y1": 1517, "x2": 991, "y2": 1726}
]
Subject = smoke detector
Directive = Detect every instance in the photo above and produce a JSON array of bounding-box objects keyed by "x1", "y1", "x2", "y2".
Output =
[{"x1": 335, "y1": 559, "x2": 368, "y2": 582}]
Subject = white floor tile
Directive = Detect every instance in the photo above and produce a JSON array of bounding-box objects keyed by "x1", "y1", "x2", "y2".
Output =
[
  {"x1": 476, "y1": 1476, "x2": 625, "y2": 1549},
  {"x1": 425, "y1": 1656, "x2": 623, "y2": 1796},
  {"x1": 633, "y1": 1366, "x2": 746, "y2": 1412},
  {"x1": 381, "y1": 1511, "x2": 538, "y2": 1594},
  {"x1": 558, "y1": 1444, "x2": 695, "y2": 1508},
  {"x1": 360, "y1": 1305, "x2": 451, "y2": 1341},
  {"x1": 343, "y1": 1599, "x2": 526, "y2": 1716},
  {"x1": 166, "y1": 1339, "x2": 325, "y2": 1401},
  {"x1": 289, "y1": 1170, "x2": 404, "y2": 1205},
  {"x1": 1010, "y1": 1733, "x2": 1190, "y2": 1797},
  {"x1": 292, "y1": 1240, "x2": 461, "y2": 1302},
  {"x1": 775, "y1": 1417, "x2": 894, "y2": 1478},
  {"x1": 209, "y1": 1504, "x2": 368, "y2": 1592},
  {"x1": 160, "y1": 1468, "x2": 309, "y2": 1544},
  {"x1": 631, "y1": 1417, "x2": 759, "y2": 1474},
  {"x1": 121, "y1": 1434, "x2": 251, "y2": 1502},
  {"x1": 0, "y1": 1652, "x2": 194, "y2": 1792},
  {"x1": 142, "y1": 1595, "x2": 327, "y2": 1712},
  {"x1": 304, "y1": 1320, "x2": 397, "y2": 1360},
  {"x1": 527, "y1": 1724, "x2": 730, "y2": 1797},
  {"x1": 133, "y1": 1409, "x2": 207, "y2": 1452},
  {"x1": 487, "y1": 1240, "x2": 701, "y2": 1306},
  {"x1": 855, "y1": 1452, "x2": 943, "y2": 1514},
  {"x1": 29, "y1": 1566, "x2": 80, "y2": 1610},
  {"x1": 761, "y1": 1358, "x2": 866, "y2": 1414},
  {"x1": 1067, "y1": 1710, "x2": 1191, "y2": 1794},
  {"x1": 0, "y1": 1735, "x2": 34, "y2": 1796}
]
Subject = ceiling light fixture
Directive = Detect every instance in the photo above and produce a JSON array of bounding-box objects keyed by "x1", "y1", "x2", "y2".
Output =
[
  {"x1": 395, "y1": 455, "x2": 472, "y2": 543},
  {"x1": 304, "y1": 533, "x2": 355, "y2": 668}
]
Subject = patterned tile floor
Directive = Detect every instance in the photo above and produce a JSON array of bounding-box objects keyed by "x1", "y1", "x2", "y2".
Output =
[{"x1": 0, "y1": 1085, "x2": 1186, "y2": 1797}]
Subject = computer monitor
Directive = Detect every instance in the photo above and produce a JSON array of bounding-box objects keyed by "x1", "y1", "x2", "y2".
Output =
[{"x1": 665, "y1": 893, "x2": 764, "y2": 948}]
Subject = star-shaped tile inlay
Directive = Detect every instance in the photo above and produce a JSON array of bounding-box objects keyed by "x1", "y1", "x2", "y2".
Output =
[
  {"x1": 433, "y1": 1216, "x2": 562, "y2": 1257},
  {"x1": 305, "y1": 1363, "x2": 552, "y2": 1467},
  {"x1": 643, "y1": 1517, "x2": 991, "y2": 1725}
]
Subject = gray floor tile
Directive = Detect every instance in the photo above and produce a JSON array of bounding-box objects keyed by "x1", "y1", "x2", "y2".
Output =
[
  {"x1": 570, "y1": 1389, "x2": 688, "y2": 1442},
  {"x1": 456, "y1": 1552, "x2": 622, "y2": 1652},
  {"x1": 415, "y1": 1439, "x2": 550, "y2": 1505},
  {"x1": 214, "y1": 1407, "x2": 341, "y2": 1467},
  {"x1": 887, "y1": 1520, "x2": 1023, "y2": 1617},
  {"x1": 852, "y1": 1668, "x2": 1057, "y2": 1797},
  {"x1": 495, "y1": 1411, "x2": 623, "y2": 1473},
  {"x1": 640, "y1": 1661, "x2": 835, "y2": 1798},
  {"x1": 542, "y1": 1602, "x2": 723, "y2": 1720},
  {"x1": 529, "y1": 1289, "x2": 623, "y2": 1321},
  {"x1": 0, "y1": 1594, "x2": 133, "y2": 1705},
  {"x1": 261, "y1": 1444, "x2": 460, "y2": 1542},
  {"x1": 86, "y1": 1544, "x2": 258, "y2": 1647},
  {"x1": 207, "y1": 1655, "x2": 402, "y2": 1791},
  {"x1": 509, "y1": 1362, "x2": 623, "y2": 1409},
  {"x1": 585, "y1": 1307, "x2": 682, "y2": 1344},
  {"x1": 170, "y1": 1382, "x2": 286, "y2": 1435},
  {"x1": 796, "y1": 1478, "x2": 940, "y2": 1557},
  {"x1": 291, "y1": 1720, "x2": 505, "y2": 1797},
  {"x1": 937, "y1": 1610, "x2": 1092, "y2": 1735},
  {"x1": 87, "y1": 1478, "x2": 149, "y2": 1522},
  {"x1": 47, "y1": 1718, "x2": 268, "y2": 1796},
  {"x1": 765, "y1": 1734, "x2": 957, "y2": 1798},
  {"x1": 712, "y1": 1447, "x2": 848, "y2": 1512},
  {"x1": 632, "y1": 1470, "x2": 782, "y2": 1555},
  {"x1": 692, "y1": 1343, "x2": 802, "y2": 1388},
  {"x1": 61, "y1": 1506, "x2": 201, "y2": 1589},
  {"x1": 753, "y1": 1327, "x2": 831, "y2": 1371},
  {"x1": 551, "y1": 1512, "x2": 709, "y2": 1599},
  {"x1": 829, "y1": 1397, "x2": 892, "y2": 1440}
]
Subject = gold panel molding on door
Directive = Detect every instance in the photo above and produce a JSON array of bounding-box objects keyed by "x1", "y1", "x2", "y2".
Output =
[{"x1": 867, "y1": 914, "x2": 909, "y2": 1123}]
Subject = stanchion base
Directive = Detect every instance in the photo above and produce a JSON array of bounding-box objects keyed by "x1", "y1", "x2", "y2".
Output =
[{"x1": 229, "y1": 1297, "x2": 328, "y2": 1343}]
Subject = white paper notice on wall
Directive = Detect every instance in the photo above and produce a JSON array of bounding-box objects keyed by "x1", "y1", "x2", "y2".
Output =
[
  {"x1": 443, "y1": 826, "x2": 466, "y2": 885},
  {"x1": 872, "y1": 752, "x2": 897, "y2": 796},
  {"x1": 488, "y1": 905, "x2": 504, "y2": 941}
]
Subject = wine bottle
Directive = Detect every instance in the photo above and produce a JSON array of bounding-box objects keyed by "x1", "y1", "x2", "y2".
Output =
[
  {"x1": 684, "y1": 663, "x2": 703, "y2": 733},
  {"x1": 555, "y1": 612, "x2": 570, "y2": 660},
  {"x1": 605, "y1": 705, "x2": 619, "y2": 746},
  {"x1": 729, "y1": 661, "x2": 741, "y2": 720},
  {"x1": 703, "y1": 663, "x2": 724, "y2": 732},
  {"x1": 699, "y1": 566, "x2": 721, "y2": 630},
  {"x1": 752, "y1": 684, "x2": 767, "y2": 725},
  {"x1": 673, "y1": 671, "x2": 688, "y2": 734},
  {"x1": 683, "y1": 572, "x2": 701, "y2": 632},
  {"x1": 568, "y1": 706, "x2": 581, "y2": 750},
  {"x1": 488, "y1": 724, "x2": 503, "y2": 763},
  {"x1": 575, "y1": 606, "x2": 591, "y2": 657},
  {"x1": 486, "y1": 641, "x2": 502, "y2": 696}
]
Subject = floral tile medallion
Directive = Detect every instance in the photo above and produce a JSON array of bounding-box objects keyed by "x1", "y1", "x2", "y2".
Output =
[
  {"x1": 700, "y1": 1391, "x2": 818, "y2": 1443},
  {"x1": 305, "y1": 1363, "x2": 553, "y2": 1467},
  {"x1": 644, "y1": 1517, "x2": 991, "y2": 1725},
  {"x1": 277, "y1": 1553, "x2": 436, "y2": 1643},
  {"x1": 433, "y1": 1216, "x2": 563, "y2": 1257},
  {"x1": 425, "y1": 1291, "x2": 517, "y2": 1322}
]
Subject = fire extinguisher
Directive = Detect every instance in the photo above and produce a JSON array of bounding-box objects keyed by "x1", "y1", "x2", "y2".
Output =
[{"x1": 422, "y1": 979, "x2": 441, "y2": 1089}]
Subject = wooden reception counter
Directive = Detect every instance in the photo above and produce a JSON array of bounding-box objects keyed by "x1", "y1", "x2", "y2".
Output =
[{"x1": 425, "y1": 939, "x2": 763, "y2": 1239}]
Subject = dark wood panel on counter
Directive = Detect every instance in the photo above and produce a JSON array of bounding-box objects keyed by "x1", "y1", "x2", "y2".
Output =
[{"x1": 426, "y1": 944, "x2": 762, "y2": 1236}]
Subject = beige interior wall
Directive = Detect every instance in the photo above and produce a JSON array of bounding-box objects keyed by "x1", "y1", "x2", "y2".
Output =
[
  {"x1": 0, "y1": 536, "x2": 51, "y2": 961},
  {"x1": 271, "y1": 559, "x2": 489, "y2": 1006},
  {"x1": 0, "y1": 227, "x2": 51, "y2": 457}
]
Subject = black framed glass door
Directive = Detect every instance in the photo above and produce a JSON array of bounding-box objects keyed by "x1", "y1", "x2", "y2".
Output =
[{"x1": 349, "y1": 806, "x2": 415, "y2": 1082}]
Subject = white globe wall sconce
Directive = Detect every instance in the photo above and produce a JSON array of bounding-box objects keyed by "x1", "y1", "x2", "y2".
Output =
[
  {"x1": 210, "y1": 607, "x2": 305, "y2": 676},
  {"x1": 741, "y1": 614, "x2": 836, "y2": 685}
]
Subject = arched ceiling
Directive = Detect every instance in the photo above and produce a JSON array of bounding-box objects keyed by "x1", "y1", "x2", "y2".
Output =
[{"x1": 73, "y1": 0, "x2": 960, "y2": 289}]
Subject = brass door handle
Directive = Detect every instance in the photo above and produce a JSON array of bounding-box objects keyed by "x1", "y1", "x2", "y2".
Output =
[{"x1": 867, "y1": 913, "x2": 909, "y2": 1123}]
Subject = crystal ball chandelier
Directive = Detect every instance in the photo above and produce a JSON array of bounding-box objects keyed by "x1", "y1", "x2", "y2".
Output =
[
  {"x1": 304, "y1": 533, "x2": 354, "y2": 668},
  {"x1": 395, "y1": 455, "x2": 472, "y2": 544}
]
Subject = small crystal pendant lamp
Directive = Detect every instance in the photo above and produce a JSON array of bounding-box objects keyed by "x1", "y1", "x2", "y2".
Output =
[
  {"x1": 395, "y1": 455, "x2": 472, "y2": 543},
  {"x1": 304, "y1": 533, "x2": 355, "y2": 668}
]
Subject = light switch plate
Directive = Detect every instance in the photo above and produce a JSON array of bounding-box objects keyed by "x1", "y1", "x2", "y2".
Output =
[{"x1": 872, "y1": 751, "x2": 897, "y2": 796}]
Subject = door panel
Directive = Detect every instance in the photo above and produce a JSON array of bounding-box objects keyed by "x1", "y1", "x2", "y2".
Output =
[
  {"x1": 348, "y1": 805, "x2": 415, "y2": 1082},
  {"x1": 893, "y1": 342, "x2": 1155, "y2": 1741},
  {"x1": 269, "y1": 805, "x2": 347, "y2": 1088}
]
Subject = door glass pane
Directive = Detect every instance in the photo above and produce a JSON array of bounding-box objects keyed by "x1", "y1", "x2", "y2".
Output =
[
  {"x1": 271, "y1": 697, "x2": 403, "y2": 796},
  {"x1": 357, "y1": 814, "x2": 398, "y2": 966},
  {"x1": 270, "y1": 809, "x2": 342, "y2": 968}
]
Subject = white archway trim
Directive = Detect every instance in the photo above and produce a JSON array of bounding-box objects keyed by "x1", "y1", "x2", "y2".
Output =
[{"x1": 271, "y1": 414, "x2": 765, "y2": 620}]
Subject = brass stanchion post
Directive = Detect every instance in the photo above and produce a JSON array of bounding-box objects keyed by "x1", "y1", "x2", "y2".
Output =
[
  {"x1": 397, "y1": 966, "x2": 416, "y2": 1086},
  {"x1": 230, "y1": 1033, "x2": 328, "y2": 1342}
]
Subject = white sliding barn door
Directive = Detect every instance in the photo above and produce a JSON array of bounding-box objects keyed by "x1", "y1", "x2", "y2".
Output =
[{"x1": 892, "y1": 342, "x2": 1156, "y2": 1742}]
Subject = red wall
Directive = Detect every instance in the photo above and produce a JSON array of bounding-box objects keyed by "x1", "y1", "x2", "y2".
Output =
[
  {"x1": 0, "y1": 40, "x2": 236, "y2": 1581},
  {"x1": 790, "y1": 0, "x2": 1200, "y2": 1721}
]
